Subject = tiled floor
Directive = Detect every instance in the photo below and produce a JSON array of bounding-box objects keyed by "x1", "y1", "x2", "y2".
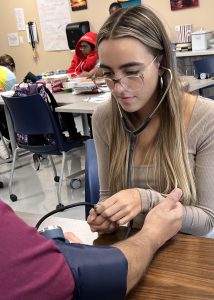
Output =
[{"x1": 0, "y1": 116, "x2": 86, "y2": 221}]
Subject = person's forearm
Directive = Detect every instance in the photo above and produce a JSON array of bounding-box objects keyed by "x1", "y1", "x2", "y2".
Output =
[
  {"x1": 114, "y1": 229, "x2": 158, "y2": 293},
  {"x1": 181, "y1": 205, "x2": 214, "y2": 236}
]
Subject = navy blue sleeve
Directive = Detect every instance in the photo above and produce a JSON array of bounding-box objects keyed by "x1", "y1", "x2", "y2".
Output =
[{"x1": 54, "y1": 240, "x2": 128, "y2": 300}]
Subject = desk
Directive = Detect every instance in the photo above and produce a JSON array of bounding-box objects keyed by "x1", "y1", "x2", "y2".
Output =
[
  {"x1": 55, "y1": 92, "x2": 111, "y2": 135},
  {"x1": 55, "y1": 77, "x2": 214, "y2": 117},
  {"x1": 17, "y1": 211, "x2": 214, "y2": 299},
  {"x1": 55, "y1": 78, "x2": 214, "y2": 135},
  {"x1": 16, "y1": 211, "x2": 98, "y2": 245},
  {"x1": 0, "y1": 78, "x2": 213, "y2": 152},
  {"x1": 176, "y1": 48, "x2": 214, "y2": 58},
  {"x1": 176, "y1": 48, "x2": 214, "y2": 76},
  {"x1": 184, "y1": 76, "x2": 214, "y2": 92}
]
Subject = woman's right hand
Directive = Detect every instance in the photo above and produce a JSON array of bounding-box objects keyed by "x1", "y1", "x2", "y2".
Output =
[{"x1": 87, "y1": 208, "x2": 119, "y2": 234}]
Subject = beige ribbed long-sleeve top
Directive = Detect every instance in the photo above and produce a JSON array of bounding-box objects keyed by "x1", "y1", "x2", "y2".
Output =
[{"x1": 92, "y1": 96, "x2": 214, "y2": 236}]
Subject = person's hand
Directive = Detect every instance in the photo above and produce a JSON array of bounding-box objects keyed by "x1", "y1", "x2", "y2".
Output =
[
  {"x1": 141, "y1": 188, "x2": 184, "y2": 250},
  {"x1": 87, "y1": 208, "x2": 119, "y2": 234},
  {"x1": 86, "y1": 67, "x2": 103, "y2": 79},
  {"x1": 64, "y1": 232, "x2": 83, "y2": 243},
  {"x1": 79, "y1": 71, "x2": 89, "y2": 77},
  {"x1": 95, "y1": 189, "x2": 142, "y2": 225}
]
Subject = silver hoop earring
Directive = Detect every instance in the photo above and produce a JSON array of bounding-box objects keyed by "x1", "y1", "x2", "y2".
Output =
[{"x1": 160, "y1": 76, "x2": 163, "y2": 89}]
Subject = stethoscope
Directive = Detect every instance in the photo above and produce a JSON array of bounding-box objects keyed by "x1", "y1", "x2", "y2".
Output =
[
  {"x1": 35, "y1": 68, "x2": 173, "y2": 236},
  {"x1": 115, "y1": 67, "x2": 173, "y2": 237}
]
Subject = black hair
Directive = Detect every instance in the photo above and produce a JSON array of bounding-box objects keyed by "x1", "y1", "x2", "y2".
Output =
[
  {"x1": 0, "y1": 54, "x2": 16, "y2": 71},
  {"x1": 109, "y1": 2, "x2": 122, "y2": 13}
]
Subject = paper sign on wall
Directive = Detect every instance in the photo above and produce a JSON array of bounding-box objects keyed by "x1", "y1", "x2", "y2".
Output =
[
  {"x1": 8, "y1": 33, "x2": 20, "y2": 46},
  {"x1": 37, "y1": 0, "x2": 71, "y2": 51},
  {"x1": 14, "y1": 8, "x2": 26, "y2": 31}
]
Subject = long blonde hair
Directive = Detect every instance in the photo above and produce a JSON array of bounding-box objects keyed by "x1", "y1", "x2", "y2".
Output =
[{"x1": 97, "y1": 5, "x2": 196, "y2": 205}]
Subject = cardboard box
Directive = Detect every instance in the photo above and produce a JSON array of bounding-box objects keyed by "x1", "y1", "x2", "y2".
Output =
[{"x1": 191, "y1": 30, "x2": 213, "y2": 51}]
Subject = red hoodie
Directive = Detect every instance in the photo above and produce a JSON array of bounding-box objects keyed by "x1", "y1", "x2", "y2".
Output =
[{"x1": 67, "y1": 32, "x2": 98, "y2": 77}]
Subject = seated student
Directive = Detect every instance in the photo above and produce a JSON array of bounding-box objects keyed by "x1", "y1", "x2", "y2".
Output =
[
  {"x1": 87, "y1": 5, "x2": 214, "y2": 237},
  {"x1": 0, "y1": 54, "x2": 16, "y2": 159},
  {"x1": 0, "y1": 54, "x2": 16, "y2": 75},
  {"x1": 67, "y1": 32, "x2": 98, "y2": 136},
  {"x1": 67, "y1": 32, "x2": 98, "y2": 77},
  {"x1": 0, "y1": 188, "x2": 183, "y2": 299},
  {"x1": 109, "y1": 2, "x2": 122, "y2": 15}
]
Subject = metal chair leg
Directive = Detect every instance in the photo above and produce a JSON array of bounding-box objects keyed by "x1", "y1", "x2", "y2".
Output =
[
  {"x1": 0, "y1": 131, "x2": 10, "y2": 158},
  {"x1": 9, "y1": 147, "x2": 19, "y2": 201},
  {"x1": 49, "y1": 155, "x2": 57, "y2": 178},
  {"x1": 56, "y1": 152, "x2": 66, "y2": 209}
]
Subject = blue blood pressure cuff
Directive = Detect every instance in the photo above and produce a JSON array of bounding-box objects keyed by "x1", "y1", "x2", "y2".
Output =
[{"x1": 54, "y1": 240, "x2": 128, "y2": 300}]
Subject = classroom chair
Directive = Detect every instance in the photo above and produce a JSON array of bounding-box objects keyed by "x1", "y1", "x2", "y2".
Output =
[
  {"x1": 85, "y1": 139, "x2": 99, "y2": 219},
  {"x1": 2, "y1": 93, "x2": 85, "y2": 209}
]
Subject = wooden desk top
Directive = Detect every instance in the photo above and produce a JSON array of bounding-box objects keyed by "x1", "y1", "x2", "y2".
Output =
[
  {"x1": 95, "y1": 230, "x2": 214, "y2": 299},
  {"x1": 17, "y1": 211, "x2": 214, "y2": 299},
  {"x1": 126, "y1": 234, "x2": 214, "y2": 300}
]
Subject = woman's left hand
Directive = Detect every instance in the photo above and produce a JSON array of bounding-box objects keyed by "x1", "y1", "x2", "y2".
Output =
[{"x1": 95, "y1": 189, "x2": 142, "y2": 225}]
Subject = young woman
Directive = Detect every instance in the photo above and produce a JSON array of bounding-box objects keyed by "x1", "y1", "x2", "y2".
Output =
[
  {"x1": 0, "y1": 54, "x2": 16, "y2": 159},
  {"x1": 87, "y1": 5, "x2": 214, "y2": 236}
]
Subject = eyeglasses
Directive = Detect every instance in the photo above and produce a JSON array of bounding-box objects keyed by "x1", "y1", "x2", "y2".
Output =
[
  {"x1": 94, "y1": 56, "x2": 157, "y2": 92},
  {"x1": 80, "y1": 45, "x2": 90, "y2": 50}
]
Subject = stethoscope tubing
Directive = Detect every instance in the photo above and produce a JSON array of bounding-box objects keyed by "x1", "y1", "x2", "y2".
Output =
[{"x1": 118, "y1": 67, "x2": 173, "y2": 238}]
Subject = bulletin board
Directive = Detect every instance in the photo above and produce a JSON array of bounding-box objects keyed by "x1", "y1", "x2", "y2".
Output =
[{"x1": 118, "y1": 0, "x2": 142, "y2": 7}]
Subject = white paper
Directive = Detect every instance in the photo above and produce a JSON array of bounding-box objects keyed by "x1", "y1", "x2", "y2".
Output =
[
  {"x1": 14, "y1": 8, "x2": 26, "y2": 31},
  {"x1": 37, "y1": 0, "x2": 71, "y2": 51},
  {"x1": 84, "y1": 93, "x2": 111, "y2": 103},
  {"x1": 8, "y1": 33, "x2": 20, "y2": 46}
]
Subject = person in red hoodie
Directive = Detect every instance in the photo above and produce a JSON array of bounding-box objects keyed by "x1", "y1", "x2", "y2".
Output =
[{"x1": 67, "y1": 32, "x2": 98, "y2": 77}]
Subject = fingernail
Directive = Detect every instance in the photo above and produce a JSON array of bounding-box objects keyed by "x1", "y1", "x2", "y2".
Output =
[{"x1": 172, "y1": 188, "x2": 182, "y2": 199}]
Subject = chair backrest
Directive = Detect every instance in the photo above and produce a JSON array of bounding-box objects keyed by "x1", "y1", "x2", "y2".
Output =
[
  {"x1": 2, "y1": 94, "x2": 65, "y2": 154},
  {"x1": 85, "y1": 139, "x2": 99, "y2": 219},
  {"x1": 193, "y1": 57, "x2": 214, "y2": 100},
  {"x1": 193, "y1": 57, "x2": 214, "y2": 75}
]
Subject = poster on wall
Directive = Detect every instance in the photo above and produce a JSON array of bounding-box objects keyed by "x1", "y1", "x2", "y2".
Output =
[
  {"x1": 37, "y1": 0, "x2": 71, "y2": 51},
  {"x1": 118, "y1": 0, "x2": 142, "y2": 8},
  {"x1": 70, "y1": 0, "x2": 87, "y2": 11},
  {"x1": 170, "y1": 0, "x2": 199, "y2": 11}
]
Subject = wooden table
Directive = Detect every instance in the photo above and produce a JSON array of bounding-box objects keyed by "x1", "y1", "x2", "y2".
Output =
[{"x1": 17, "y1": 211, "x2": 214, "y2": 299}]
